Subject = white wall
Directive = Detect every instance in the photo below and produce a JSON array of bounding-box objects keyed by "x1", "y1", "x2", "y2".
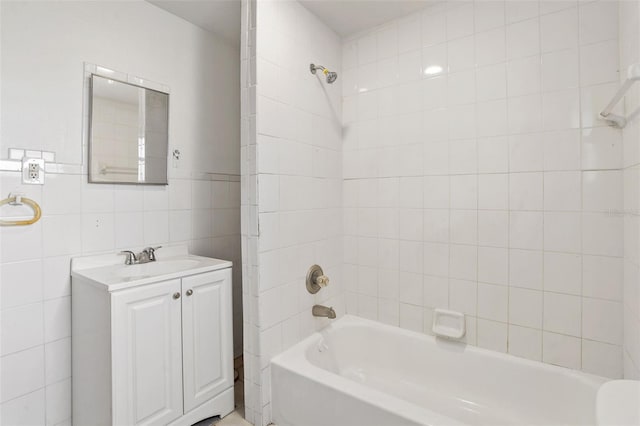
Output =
[
  {"x1": 240, "y1": 1, "x2": 259, "y2": 423},
  {"x1": 239, "y1": 3, "x2": 632, "y2": 425},
  {"x1": 1, "y1": 0, "x2": 239, "y2": 175},
  {"x1": 240, "y1": 0, "x2": 343, "y2": 424},
  {"x1": 342, "y1": 0, "x2": 625, "y2": 378},
  {"x1": 620, "y1": 0, "x2": 640, "y2": 379},
  {"x1": 0, "y1": 2, "x2": 241, "y2": 424}
]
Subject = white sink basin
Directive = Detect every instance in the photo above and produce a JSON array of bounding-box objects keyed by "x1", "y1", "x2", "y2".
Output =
[
  {"x1": 115, "y1": 259, "x2": 201, "y2": 279},
  {"x1": 71, "y1": 246, "x2": 232, "y2": 291}
]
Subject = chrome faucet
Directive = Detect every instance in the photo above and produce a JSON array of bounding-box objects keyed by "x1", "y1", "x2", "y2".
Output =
[
  {"x1": 119, "y1": 250, "x2": 137, "y2": 265},
  {"x1": 139, "y1": 246, "x2": 161, "y2": 263},
  {"x1": 119, "y1": 246, "x2": 161, "y2": 265},
  {"x1": 312, "y1": 305, "x2": 336, "y2": 319}
]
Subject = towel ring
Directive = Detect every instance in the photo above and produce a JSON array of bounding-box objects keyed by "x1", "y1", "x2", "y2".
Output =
[{"x1": 0, "y1": 195, "x2": 42, "y2": 226}]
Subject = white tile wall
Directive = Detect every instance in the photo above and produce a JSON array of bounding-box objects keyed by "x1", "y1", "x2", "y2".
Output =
[
  {"x1": 241, "y1": 0, "x2": 343, "y2": 423},
  {"x1": 243, "y1": 0, "x2": 638, "y2": 424},
  {"x1": 0, "y1": 171, "x2": 241, "y2": 424},
  {"x1": 0, "y1": 2, "x2": 241, "y2": 424},
  {"x1": 620, "y1": 0, "x2": 640, "y2": 379},
  {"x1": 342, "y1": 0, "x2": 626, "y2": 377}
]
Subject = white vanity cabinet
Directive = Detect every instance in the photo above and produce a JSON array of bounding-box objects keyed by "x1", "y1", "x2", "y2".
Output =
[{"x1": 72, "y1": 250, "x2": 234, "y2": 426}]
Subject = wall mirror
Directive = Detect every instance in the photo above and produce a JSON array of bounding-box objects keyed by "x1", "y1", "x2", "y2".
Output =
[{"x1": 89, "y1": 74, "x2": 169, "y2": 184}]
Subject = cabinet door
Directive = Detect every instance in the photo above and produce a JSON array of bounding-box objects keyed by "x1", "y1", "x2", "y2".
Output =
[
  {"x1": 112, "y1": 279, "x2": 183, "y2": 426},
  {"x1": 182, "y1": 269, "x2": 233, "y2": 413}
]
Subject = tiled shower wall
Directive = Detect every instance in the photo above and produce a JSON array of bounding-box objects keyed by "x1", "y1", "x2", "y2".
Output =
[
  {"x1": 241, "y1": 0, "x2": 343, "y2": 424},
  {"x1": 342, "y1": 0, "x2": 626, "y2": 378},
  {"x1": 240, "y1": 0, "x2": 260, "y2": 422},
  {"x1": 620, "y1": 0, "x2": 640, "y2": 379},
  {"x1": 0, "y1": 2, "x2": 241, "y2": 424}
]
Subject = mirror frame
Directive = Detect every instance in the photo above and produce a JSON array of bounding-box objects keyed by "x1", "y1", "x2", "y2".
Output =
[{"x1": 88, "y1": 73, "x2": 170, "y2": 185}]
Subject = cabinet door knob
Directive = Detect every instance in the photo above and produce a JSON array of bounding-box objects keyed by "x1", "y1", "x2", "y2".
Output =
[
  {"x1": 186, "y1": 289, "x2": 193, "y2": 296},
  {"x1": 173, "y1": 292, "x2": 181, "y2": 299}
]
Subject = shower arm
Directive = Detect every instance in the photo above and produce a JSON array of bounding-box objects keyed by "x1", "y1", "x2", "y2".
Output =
[{"x1": 310, "y1": 63, "x2": 330, "y2": 75}]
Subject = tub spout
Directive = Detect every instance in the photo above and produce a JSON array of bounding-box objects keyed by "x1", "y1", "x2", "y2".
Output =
[{"x1": 312, "y1": 305, "x2": 336, "y2": 319}]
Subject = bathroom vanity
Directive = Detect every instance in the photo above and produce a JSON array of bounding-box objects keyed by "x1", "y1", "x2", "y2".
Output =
[{"x1": 71, "y1": 246, "x2": 234, "y2": 426}]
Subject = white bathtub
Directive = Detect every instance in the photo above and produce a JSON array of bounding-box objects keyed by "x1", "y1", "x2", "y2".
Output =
[{"x1": 271, "y1": 315, "x2": 606, "y2": 426}]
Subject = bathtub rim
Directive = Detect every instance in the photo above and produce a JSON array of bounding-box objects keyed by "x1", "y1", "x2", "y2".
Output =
[
  {"x1": 271, "y1": 320, "x2": 460, "y2": 425},
  {"x1": 270, "y1": 315, "x2": 608, "y2": 426}
]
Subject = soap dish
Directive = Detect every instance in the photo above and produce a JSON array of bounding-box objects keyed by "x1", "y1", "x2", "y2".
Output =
[{"x1": 432, "y1": 308, "x2": 465, "y2": 338}]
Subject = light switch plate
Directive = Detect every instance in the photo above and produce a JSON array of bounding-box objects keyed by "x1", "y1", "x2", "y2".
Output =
[{"x1": 22, "y1": 158, "x2": 45, "y2": 185}]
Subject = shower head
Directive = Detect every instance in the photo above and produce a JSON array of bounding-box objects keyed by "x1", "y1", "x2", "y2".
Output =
[{"x1": 310, "y1": 63, "x2": 338, "y2": 84}]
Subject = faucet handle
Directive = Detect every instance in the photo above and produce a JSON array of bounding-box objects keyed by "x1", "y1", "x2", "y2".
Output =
[
  {"x1": 143, "y1": 246, "x2": 162, "y2": 261},
  {"x1": 306, "y1": 265, "x2": 330, "y2": 294},
  {"x1": 316, "y1": 275, "x2": 330, "y2": 287},
  {"x1": 119, "y1": 250, "x2": 137, "y2": 265},
  {"x1": 142, "y1": 246, "x2": 162, "y2": 262}
]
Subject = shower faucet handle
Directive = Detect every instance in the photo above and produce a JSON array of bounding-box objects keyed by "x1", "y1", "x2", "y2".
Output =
[
  {"x1": 306, "y1": 264, "x2": 330, "y2": 294},
  {"x1": 316, "y1": 274, "x2": 330, "y2": 287}
]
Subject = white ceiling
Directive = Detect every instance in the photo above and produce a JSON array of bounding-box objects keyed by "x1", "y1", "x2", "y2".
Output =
[
  {"x1": 300, "y1": 1, "x2": 435, "y2": 37},
  {"x1": 148, "y1": 0, "x2": 436, "y2": 47},
  {"x1": 148, "y1": 0, "x2": 242, "y2": 47}
]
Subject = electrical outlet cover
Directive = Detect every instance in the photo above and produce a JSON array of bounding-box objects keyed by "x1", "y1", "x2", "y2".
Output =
[{"x1": 22, "y1": 158, "x2": 45, "y2": 185}]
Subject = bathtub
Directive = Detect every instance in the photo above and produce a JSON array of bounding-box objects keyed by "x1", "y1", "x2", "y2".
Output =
[{"x1": 271, "y1": 315, "x2": 607, "y2": 426}]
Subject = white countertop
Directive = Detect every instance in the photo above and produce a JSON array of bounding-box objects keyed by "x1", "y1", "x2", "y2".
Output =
[{"x1": 71, "y1": 245, "x2": 232, "y2": 292}]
